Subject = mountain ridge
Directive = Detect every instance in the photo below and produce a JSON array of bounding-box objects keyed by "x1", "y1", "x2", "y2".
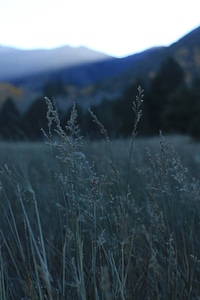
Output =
[
  {"x1": 0, "y1": 44, "x2": 112, "y2": 81},
  {"x1": 0, "y1": 26, "x2": 199, "y2": 111}
]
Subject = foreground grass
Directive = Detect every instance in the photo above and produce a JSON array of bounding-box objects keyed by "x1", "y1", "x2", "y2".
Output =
[{"x1": 1, "y1": 94, "x2": 200, "y2": 299}]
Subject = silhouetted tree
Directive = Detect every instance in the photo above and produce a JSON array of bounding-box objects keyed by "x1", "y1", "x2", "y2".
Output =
[
  {"x1": 187, "y1": 78, "x2": 200, "y2": 140},
  {"x1": 162, "y1": 87, "x2": 193, "y2": 133},
  {"x1": 0, "y1": 97, "x2": 23, "y2": 140},
  {"x1": 162, "y1": 78, "x2": 200, "y2": 139},
  {"x1": 43, "y1": 79, "x2": 67, "y2": 98},
  {"x1": 151, "y1": 56, "x2": 185, "y2": 96},
  {"x1": 23, "y1": 97, "x2": 48, "y2": 140},
  {"x1": 147, "y1": 56, "x2": 185, "y2": 133}
]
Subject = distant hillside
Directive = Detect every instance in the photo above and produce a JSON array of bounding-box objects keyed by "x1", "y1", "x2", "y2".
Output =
[
  {"x1": 0, "y1": 45, "x2": 112, "y2": 81},
  {"x1": 12, "y1": 47, "x2": 167, "y2": 88},
  {"x1": 0, "y1": 26, "x2": 199, "y2": 111}
]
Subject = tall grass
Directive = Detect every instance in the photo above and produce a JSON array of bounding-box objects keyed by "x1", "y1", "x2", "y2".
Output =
[{"x1": 0, "y1": 87, "x2": 200, "y2": 299}]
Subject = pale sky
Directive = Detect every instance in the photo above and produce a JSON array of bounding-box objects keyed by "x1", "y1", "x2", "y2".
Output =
[{"x1": 0, "y1": 0, "x2": 199, "y2": 57}]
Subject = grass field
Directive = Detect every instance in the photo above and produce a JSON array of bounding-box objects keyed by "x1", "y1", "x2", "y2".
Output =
[{"x1": 1, "y1": 91, "x2": 200, "y2": 299}]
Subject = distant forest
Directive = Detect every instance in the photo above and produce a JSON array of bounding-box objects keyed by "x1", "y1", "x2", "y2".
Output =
[{"x1": 0, "y1": 56, "x2": 200, "y2": 141}]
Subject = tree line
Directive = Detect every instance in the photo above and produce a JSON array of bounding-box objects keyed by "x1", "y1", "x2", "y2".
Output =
[{"x1": 0, "y1": 56, "x2": 200, "y2": 141}]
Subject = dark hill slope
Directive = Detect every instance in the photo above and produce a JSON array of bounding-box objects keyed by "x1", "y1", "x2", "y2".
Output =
[
  {"x1": 168, "y1": 26, "x2": 200, "y2": 82},
  {"x1": 0, "y1": 26, "x2": 199, "y2": 111}
]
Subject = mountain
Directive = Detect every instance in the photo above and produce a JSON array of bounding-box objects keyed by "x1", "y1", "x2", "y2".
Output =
[
  {"x1": 12, "y1": 47, "x2": 166, "y2": 88},
  {"x1": 168, "y1": 26, "x2": 200, "y2": 83},
  {"x1": 0, "y1": 26, "x2": 200, "y2": 111},
  {"x1": 0, "y1": 45, "x2": 112, "y2": 81}
]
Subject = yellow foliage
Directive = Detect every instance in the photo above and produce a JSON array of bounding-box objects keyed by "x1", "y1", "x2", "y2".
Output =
[{"x1": 0, "y1": 82, "x2": 24, "y2": 105}]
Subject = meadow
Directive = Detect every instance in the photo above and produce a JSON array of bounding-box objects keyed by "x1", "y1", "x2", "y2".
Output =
[{"x1": 1, "y1": 89, "x2": 200, "y2": 299}]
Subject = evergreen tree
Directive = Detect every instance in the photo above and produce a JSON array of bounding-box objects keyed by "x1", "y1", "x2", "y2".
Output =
[
  {"x1": 151, "y1": 56, "x2": 185, "y2": 96},
  {"x1": 23, "y1": 97, "x2": 49, "y2": 140},
  {"x1": 162, "y1": 80, "x2": 200, "y2": 139},
  {"x1": 43, "y1": 79, "x2": 66, "y2": 98},
  {"x1": 0, "y1": 97, "x2": 23, "y2": 140},
  {"x1": 147, "y1": 56, "x2": 185, "y2": 133}
]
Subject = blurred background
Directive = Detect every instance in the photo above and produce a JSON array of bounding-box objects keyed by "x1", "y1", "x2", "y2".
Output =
[{"x1": 0, "y1": 0, "x2": 200, "y2": 140}]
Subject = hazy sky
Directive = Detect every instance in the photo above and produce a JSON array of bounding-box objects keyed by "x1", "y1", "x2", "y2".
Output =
[{"x1": 0, "y1": 0, "x2": 199, "y2": 57}]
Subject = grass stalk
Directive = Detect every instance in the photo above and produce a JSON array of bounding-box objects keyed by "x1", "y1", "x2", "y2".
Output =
[{"x1": 17, "y1": 184, "x2": 53, "y2": 300}]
